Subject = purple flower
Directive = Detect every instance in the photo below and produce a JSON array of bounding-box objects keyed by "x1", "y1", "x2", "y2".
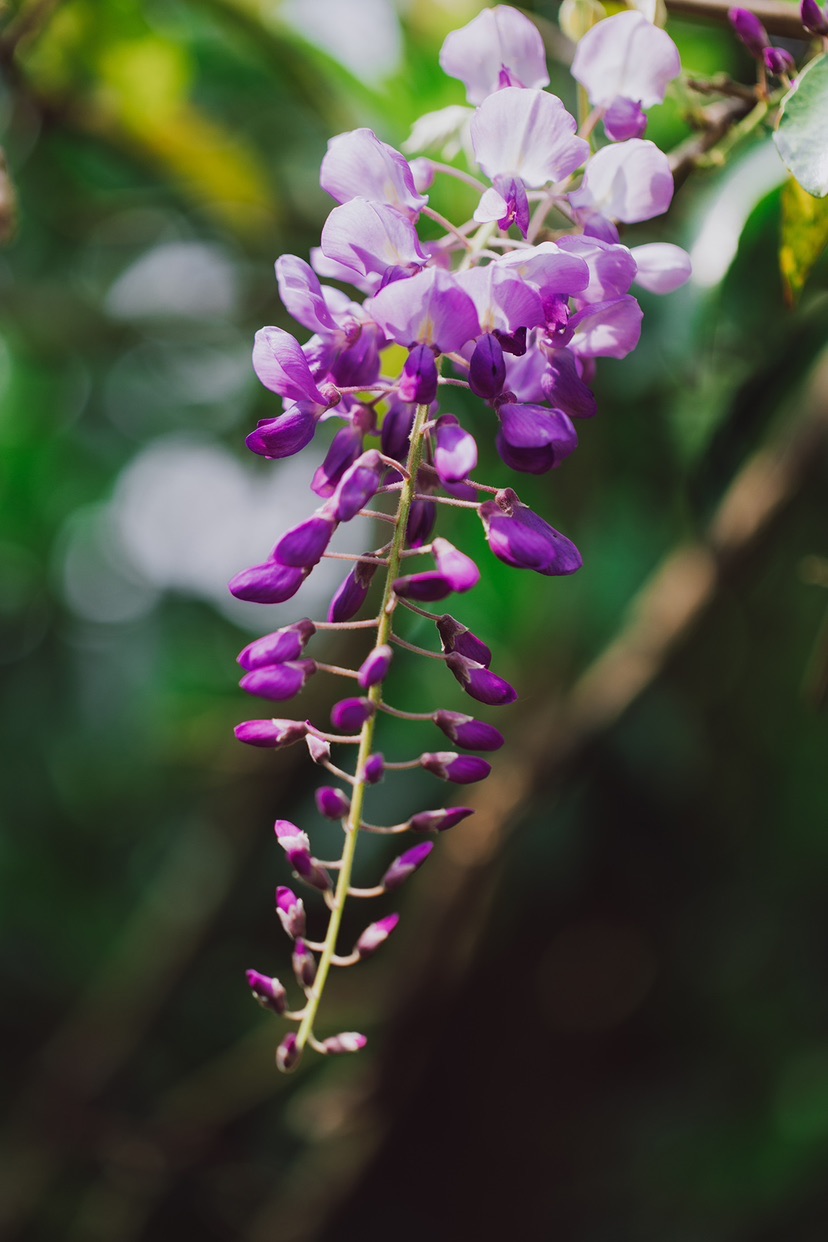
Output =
[
  {"x1": 292, "y1": 938, "x2": 317, "y2": 988},
  {"x1": 358, "y1": 644, "x2": 393, "y2": 689},
  {"x1": 475, "y1": 174, "x2": 531, "y2": 237},
  {"x1": 436, "y1": 615, "x2": 492, "y2": 666},
  {"x1": 728, "y1": 7, "x2": 770, "y2": 57},
  {"x1": 399, "y1": 343, "x2": 438, "y2": 404},
  {"x1": 321, "y1": 128, "x2": 427, "y2": 220},
  {"x1": 471, "y1": 88, "x2": 589, "y2": 189},
  {"x1": 364, "y1": 752, "x2": 385, "y2": 784},
  {"x1": 409, "y1": 806, "x2": 474, "y2": 833},
  {"x1": 382, "y1": 841, "x2": 434, "y2": 891},
  {"x1": 420, "y1": 751, "x2": 492, "y2": 784},
  {"x1": 311, "y1": 422, "x2": 366, "y2": 498},
  {"x1": 237, "y1": 619, "x2": 316, "y2": 670},
  {"x1": 328, "y1": 559, "x2": 378, "y2": 622},
  {"x1": 321, "y1": 1032, "x2": 367, "y2": 1054},
  {"x1": 439, "y1": 5, "x2": 550, "y2": 105},
  {"x1": 316, "y1": 786, "x2": 351, "y2": 819},
  {"x1": 603, "y1": 98, "x2": 648, "y2": 143},
  {"x1": 369, "y1": 266, "x2": 481, "y2": 354},
  {"x1": 394, "y1": 537, "x2": 479, "y2": 601},
  {"x1": 763, "y1": 46, "x2": 795, "y2": 76},
  {"x1": 277, "y1": 1032, "x2": 301, "y2": 1072},
  {"x1": 321, "y1": 198, "x2": 427, "y2": 280},
  {"x1": 479, "y1": 489, "x2": 582, "y2": 576},
  {"x1": 468, "y1": 335, "x2": 506, "y2": 401},
  {"x1": 246, "y1": 969, "x2": 287, "y2": 1014},
  {"x1": 273, "y1": 511, "x2": 337, "y2": 568},
  {"x1": 496, "y1": 402, "x2": 578, "y2": 474},
  {"x1": 555, "y1": 235, "x2": 636, "y2": 304},
  {"x1": 240, "y1": 659, "x2": 316, "y2": 702},
  {"x1": 330, "y1": 696, "x2": 375, "y2": 732},
  {"x1": 567, "y1": 296, "x2": 643, "y2": 361},
  {"x1": 276, "y1": 886, "x2": 306, "y2": 939},
  {"x1": 290, "y1": 850, "x2": 333, "y2": 893},
  {"x1": 274, "y1": 818, "x2": 310, "y2": 854},
  {"x1": 246, "y1": 404, "x2": 320, "y2": 460},
  {"x1": 355, "y1": 913, "x2": 400, "y2": 959},
  {"x1": 252, "y1": 326, "x2": 331, "y2": 405},
  {"x1": 802, "y1": 0, "x2": 828, "y2": 35},
  {"x1": 433, "y1": 710, "x2": 504, "y2": 751},
  {"x1": 445, "y1": 653, "x2": 518, "y2": 706},
  {"x1": 571, "y1": 11, "x2": 680, "y2": 108},
  {"x1": 234, "y1": 718, "x2": 309, "y2": 748},
  {"x1": 541, "y1": 350, "x2": 597, "y2": 420},
  {"x1": 332, "y1": 450, "x2": 383, "y2": 522},
  {"x1": 229, "y1": 562, "x2": 308, "y2": 605},
  {"x1": 433, "y1": 415, "x2": 478, "y2": 485}
]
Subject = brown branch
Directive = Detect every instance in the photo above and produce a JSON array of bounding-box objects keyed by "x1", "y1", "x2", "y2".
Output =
[{"x1": 665, "y1": 0, "x2": 810, "y2": 38}]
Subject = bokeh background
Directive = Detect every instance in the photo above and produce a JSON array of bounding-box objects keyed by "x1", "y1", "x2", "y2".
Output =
[{"x1": 2, "y1": 1, "x2": 828, "y2": 1239}]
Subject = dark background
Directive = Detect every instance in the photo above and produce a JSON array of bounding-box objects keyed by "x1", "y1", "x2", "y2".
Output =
[{"x1": 2, "y1": 2, "x2": 828, "y2": 1238}]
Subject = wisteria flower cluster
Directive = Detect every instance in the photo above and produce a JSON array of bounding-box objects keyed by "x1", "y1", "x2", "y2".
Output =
[{"x1": 233, "y1": 5, "x2": 691, "y2": 1072}]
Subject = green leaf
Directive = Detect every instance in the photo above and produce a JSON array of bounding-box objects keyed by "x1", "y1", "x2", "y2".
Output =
[
  {"x1": 773, "y1": 55, "x2": 828, "y2": 198},
  {"x1": 779, "y1": 177, "x2": 828, "y2": 304}
]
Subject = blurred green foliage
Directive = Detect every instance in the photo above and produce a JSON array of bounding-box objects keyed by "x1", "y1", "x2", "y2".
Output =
[{"x1": 1, "y1": 2, "x2": 827, "y2": 1240}]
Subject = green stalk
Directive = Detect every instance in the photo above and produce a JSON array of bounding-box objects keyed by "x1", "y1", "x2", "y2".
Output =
[{"x1": 294, "y1": 400, "x2": 431, "y2": 1056}]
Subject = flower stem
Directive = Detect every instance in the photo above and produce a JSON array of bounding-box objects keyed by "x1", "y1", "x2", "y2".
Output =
[{"x1": 294, "y1": 401, "x2": 431, "y2": 1053}]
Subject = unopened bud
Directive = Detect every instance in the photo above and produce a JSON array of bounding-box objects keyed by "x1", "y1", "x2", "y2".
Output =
[
  {"x1": 382, "y1": 841, "x2": 434, "y2": 891},
  {"x1": 364, "y1": 753, "x2": 385, "y2": 784},
  {"x1": 409, "y1": 806, "x2": 474, "y2": 833},
  {"x1": 276, "y1": 1032, "x2": 302, "y2": 1073},
  {"x1": 355, "y1": 913, "x2": 400, "y2": 959},
  {"x1": 433, "y1": 710, "x2": 504, "y2": 751},
  {"x1": 307, "y1": 733, "x2": 331, "y2": 764},
  {"x1": 321, "y1": 1031, "x2": 367, "y2": 1054},
  {"x1": 330, "y1": 696, "x2": 375, "y2": 732},
  {"x1": 358, "y1": 644, "x2": 393, "y2": 689},
  {"x1": 420, "y1": 751, "x2": 492, "y2": 784},
  {"x1": 246, "y1": 969, "x2": 287, "y2": 1014},
  {"x1": 234, "y1": 718, "x2": 308, "y2": 748},
  {"x1": 316, "y1": 786, "x2": 351, "y2": 819},
  {"x1": 292, "y1": 938, "x2": 317, "y2": 988},
  {"x1": 289, "y1": 849, "x2": 332, "y2": 892},
  {"x1": 275, "y1": 886, "x2": 306, "y2": 939}
]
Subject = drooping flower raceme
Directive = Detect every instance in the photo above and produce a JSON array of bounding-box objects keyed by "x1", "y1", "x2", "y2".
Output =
[{"x1": 234, "y1": 4, "x2": 690, "y2": 1071}]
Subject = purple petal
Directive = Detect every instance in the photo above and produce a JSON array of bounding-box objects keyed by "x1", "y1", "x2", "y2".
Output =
[
  {"x1": 355, "y1": 913, "x2": 399, "y2": 959},
  {"x1": 471, "y1": 88, "x2": 588, "y2": 187},
  {"x1": 273, "y1": 512, "x2": 337, "y2": 568},
  {"x1": 292, "y1": 939, "x2": 317, "y2": 988},
  {"x1": 407, "y1": 496, "x2": 437, "y2": 548},
  {"x1": 568, "y1": 295, "x2": 643, "y2": 360},
  {"x1": 433, "y1": 710, "x2": 504, "y2": 751},
  {"x1": 274, "y1": 818, "x2": 309, "y2": 852},
  {"x1": 541, "y1": 350, "x2": 597, "y2": 419},
  {"x1": 409, "y1": 806, "x2": 474, "y2": 833},
  {"x1": 479, "y1": 491, "x2": 582, "y2": 576},
  {"x1": 433, "y1": 415, "x2": 478, "y2": 483},
  {"x1": 228, "y1": 561, "x2": 307, "y2": 604},
  {"x1": 240, "y1": 660, "x2": 315, "y2": 702},
  {"x1": 252, "y1": 326, "x2": 328, "y2": 405},
  {"x1": 330, "y1": 696, "x2": 375, "y2": 732},
  {"x1": 764, "y1": 45, "x2": 795, "y2": 76},
  {"x1": 446, "y1": 653, "x2": 518, "y2": 706},
  {"x1": 436, "y1": 615, "x2": 492, "y2": 666},
  {"x1": 234, "y1": 719, "x2": 309, "y2": 748},
  {"x1": 802, "y1": 0, "x2": 828, "y2": 35},
  {"x1": 381, "y1": 401, "x2": 415, "y2": 462},
  {"x1": 289, "y1": 851, "x2": 333, "y2": 893},
  {"x1": 420, "y1": 751, "x2": 492, "y2": 783},
  {"x1": 497, "y1": 241, "x2": 590, "y2": 298},
  {"x1": 306, "y1": 733, "x2": 331, "y2": 764},
  {"x1": 358, "y1": 644, "x2": 393, "y2": 689},
  {"x1": 393, "y1": 571, "x2": 454, "y2": 602},
  {"x1": 571, "y1": 11, "x2": 681, "y2": 108},
  {"x1": 368, "y1": 266, "x2": 480, "y2": 354},
  {"x1": 332, "y1": 450, "x2": 382, "y2": 522},
  {"x1": 728, "y1": 7, "x2": 770, "y2": 56},
  {"x1": 555, "y1": 235, "x2": 637, "y2": 303},
  {"x1": 457, "y1": 265, "x2": 545, "y2": 336},
  {"x1": 316, "y1": 786, "x2": 351, "y2": 819},
  {"x1": 382, "y1": 841, "x2": 434, "y2": 891},
  {"x1": 276, "y1": 886, "x2": 306, "y2": 939},
  {"x1": 398, "y1": 343, "x2": 438, "y2": 404},
  {"x1": 275, "y1": 255, "x2": 339, "y2": 335},
  {"x1": 276, "y1": 1032, "x2": 301, "y2": 1073},
  {"x1": 311, "y1": 424, "x2": 365, "y2": 497},
  {"x1": 321, "y1": 128, "x2": 427, "y2": 219},
  {"x1": 237, "y1": 619, "x2": 315, "y2": 670},
  {"x1": 439, "y1": 6, "x2": 550, "y2": 105},
  {"x1": 246, "y1": 404, "x2": 319, "y2": 460},
  {"x1": 631, "y1": 243, "x2": 692, "y2": 294},
  {"x1": 320, "y1": 1031, "x2": 367, "y2": 1054},
  {"x1": 468, "y1": 334, "x2": 506, "y2": 401},
  {"x1": 569, "y1": 140, "x2": 674, "y2": 226},
  {"x1": 328, "y1": 560, "x2": 378, "y2": 622},
  {"x1": 433, "y1": 537, "x2": 480, "y2": 593},
  {"x1": 246, "y1": 970, "x2": 287, "y2": 1014},
  {"x1": 321, "y1": 198, "x2": 427, "y2": 280},
  {"x1": 603, "y1": 97, "x2": 648, "y2": 143},
  {"x1": 364, "y1": 752, "x2": 385, "y2": 784}
]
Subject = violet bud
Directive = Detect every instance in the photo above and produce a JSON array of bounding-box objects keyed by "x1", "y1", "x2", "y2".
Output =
[
  {"x1": 273, "y1": 512, "x2": 337, "y2": 569},
  {"x1": 541, "y1": 349, "x2": 597, "y2": 421},
  {"x1": 276, "y1": 886, "x2": 306, "y2": 939},
  {"x1": 420, "y1": 751, "x2": 492, "y2": 784},
  {"x1": 446, "y1": 652, "x2": 518, "y2": 706},
  {"x1": 311, "y1": 423, "x2": 364, "y2": 498},
  {"x1": 436, "y1": 615, "x2": 492, "y2": 667},
  {"x1": 246, "y1": 969, "x2": 287, "y2": 1014},
  {"x1": 433, "y1": 537, "x2": 480, "y2": 593},
  {"x1": 328, "y1": 559, "x2": 378, "y2": 623},
  {"x1": 398, "y1": 343, "x2": 438, "y2": 404},
  {"x1": 393, "y1": 571, "x2": 454, "y2": 602},
  {"x1": 246, "y1": 404, "x2": 318, "y2": 460},
  {"x1": 239, "y1": 659, "x2": 316, "y2": 703},
  {"x1": 433, "y1": 415, "x2": 479, "y2": 485},
  {"x1": 292, "y1": 938, "x2": 317, "y2": 988},
  {"x1": 409, "y1": 806, "x2": 474, "y2": 833},
  {"x1": 728, "y1": 7, "x2": 769, "y2": 57},
  {"x1": 407, "y1": 495, "x2": 437, "y2": 548},
  {"x1": 234, "y1": 718, "x2": 309, "y2": 748},
  {"x1": 330, "y1": 696, "x2": 376, "y2": 732},
  {"x1": 355, "y1": 913, "x2": 400, "y2": 959},
  {"x1": 332, "y1": 450, "x2": 382, "y2": 522},
  {"x1": 469, "y1": 332, "x2": 506, "y2": 400},
  {"x1": 228, "y1": 561, "x2": 308, "y2": 605},
  {"x1": 274, "y1": 818, "x2": 310, "y2": 854},
  {"x1": 479, "y1": 489, "x2": 582, "y2": 576},
  {"x1": 237, "y1": 619, "x2": 316, "y2": 670},
  {"x1": 316, "y1": 785, "x2": 351, "y2": 819},
  {"x1": 289, "y1": 849, "x2": 333, "y2": 893},
  {"x1": 364, "y1": 752, "x2": 385, "y2": 784},
  {"x1": 306, "y1": 733, "x2": 331, "y2": 764},
  {"x1": 433, "y1": 710, "x2": 504, "y2": 751},
  {"x1": 321, "y1": 1031, "x2": 368, "y2": 1054},
  {"x1": 802, "y1": 0, "x2": 828, "y2": 34},
  {"x1": 603, "y1": 97, "x2": 647, "y2": 143},
  {"x1": 358, "y1": 644, "x2": 393, "y2": 689},
  {"x1": 381, "y1": 401, "x2": 415, "y2": 462},
  {"x1": 382, "y1": 841, "x2": 434, "y2": 891},
  {"x1": 276, "y1": 1032, "x2": 301, "y2": 1073},
  {"x1": 763, "y1": 46, "x2": 795, "y2": 75}
]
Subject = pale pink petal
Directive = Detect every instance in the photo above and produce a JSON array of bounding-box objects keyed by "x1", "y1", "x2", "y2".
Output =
[
  {"x1": 439, "y1": 5, "x2": 550, "y2": 106},
  {"x1": 631, "y1": 243, "x2": 692, "y2": 293},
  {"x1": 569, "y1": 139, "x2": 673, "y2": 224},
  {"x1": 320, "y1": 128, "x2": 427, "y2": 220},
  {"x1": 571, "y1": 11, "x2": 681, "y2": 109},
  {"x1": 471, "y1": 88, "x2": 589, "y2": 187}
]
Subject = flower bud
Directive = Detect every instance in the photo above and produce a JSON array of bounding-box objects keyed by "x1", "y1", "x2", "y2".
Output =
[
  {"x1": 246, "y1": 969, "x2": 287, "y2": 1014},
  {"x1": 330, "y1": 696, "x2": 376, "y2": 733},
  {"x1": 406, "y1": 496, "x2": 436, "y2": 547},
  {"x1": 237, "y1": 619, "x2": 316, "y2": 670},
  {"x1": 433, "y1": 710, "x2": 504, "y2": 751},
  {"x1": 468, "y1": 333, "x2": 506, "y2": 400},
  {"x1": 355, "y1": 913, "x2": 400, "y2": 959},
  {"x1": 246, "y1": 404, "x2": 318, "y2": 460},
  {"x1": 276, "y1": 1032, "x2": 302, "y2": 1073},
  {"x1": 364, "y1": 753, "x2": 385, "y2": 784},
  {"x1": 381, "y1": 401, "x2": 415, "y2": 462},
  {"x1": 234, "y1": 718, "x2": 309, "y2": 748},
  {"x1": 398, "y1": 343, "x2": 438, "y2": 404},
  {"x1": 328, "y1": 559, "x2": 377, "y2": 622},
  {"x1": 409, "y1": 806, "x2": 474, "y2": 833},
  {"x1": 603, "y1": 97, "x2": 647, "y2": 143},
  {"x1": 728, "y1": 7, "x2": 769, "y2": 57},
  {"x1": 273, "y1": 512, "x2": 337, "y2": 568},
  {"x1": 289, "y1": 849, "x2": 333, "y2": 892},
  {"x1": 311, "y1": 424, "x2": 364, "y2": 497},
  {"x1": 306, "y1": 733, "x2": 331, "y2": 764},
  {"x1": 763, "y1": 46, "x2": 794, "y2": 75},
  {"x1": 276, "y1": 886, "x2": 306, "y2": 939},
  {"x1": 274, "y1": 819, "x2": 311, "y2": 854},
  {"x1": 433, "y1": 414, "x2": 479, "y2": 483},
  {"x1": 479, "y1": 491, "x2": 582, "y2": 576},
  {"x1": 802, "y1": 0, "x2": 828, "y2": 35},
  {"x1": 316, "y1": 785, "x2": 351, "y2": 819},
  {"x1": 239, "y1": 659, "x2": 316, "y2": 703},
  {"x1": 382, "y1": 841, "x2": 434, "y2": 891},
  {"x1": 433, "y1": 538, "x2": 480, "y2": 592},
  {"x1": 436, "y1": 615, "x2": 492, "y2": 667},
  {"x1": 358, "y1": 644, "x2": 393, "y2": 689},
  {"x1": 292, "y1": 938, "x2": 317, "y2": 988},
  {"x1": 320, "y1": 1031, "x2": 367, "y2": 1054},
  {"x1": 393, "y1": 570, "x2": 454, "y2": 602},
  {"x1": 333, "y1": 450, "x2": 383, "y2": 521},
  {"x1": 420, "y1": 751, "x2": 492, "y2": 784},
  {"x1": 229, "y1": 561, "x2": 308, "y2": 604},
  {"x1": 445, "y1": 653, "x2": 518, "y2": 706}
]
